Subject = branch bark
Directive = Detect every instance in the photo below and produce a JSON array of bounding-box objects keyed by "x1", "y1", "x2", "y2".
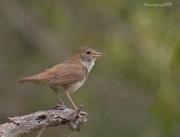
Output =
[{"x1": 0, "y1": 104, "x2": 88, "y2": 137}]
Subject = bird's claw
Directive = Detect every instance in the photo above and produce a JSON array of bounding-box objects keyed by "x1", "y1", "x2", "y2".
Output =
[
  {"x1": 75, "y1": 104, "x2": 88, "y2": 116},
  {"x1": 52, "y1": 103, "x2": 67, "y2": 110},
  {"x1": 79, "y1": 111, "x2": 88, "y2": 116}
]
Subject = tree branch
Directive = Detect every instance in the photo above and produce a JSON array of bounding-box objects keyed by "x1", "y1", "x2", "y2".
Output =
[{"x1": 0, "y1": 104, "x2": 88, "y2": 137}]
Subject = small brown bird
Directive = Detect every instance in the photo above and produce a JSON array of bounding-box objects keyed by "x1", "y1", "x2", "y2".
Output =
[{"x1": 19, "y1": 47, "x2": 105, "y2": 109}]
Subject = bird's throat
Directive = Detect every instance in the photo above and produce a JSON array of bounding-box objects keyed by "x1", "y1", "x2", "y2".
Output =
[{"x1": 80, "y1": 60, "x2": 95, "y2": 73}]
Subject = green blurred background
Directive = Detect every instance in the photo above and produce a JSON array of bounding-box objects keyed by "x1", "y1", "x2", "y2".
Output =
[{"x1": 0, "y1": 0, "x2": 180, "y2": 137}]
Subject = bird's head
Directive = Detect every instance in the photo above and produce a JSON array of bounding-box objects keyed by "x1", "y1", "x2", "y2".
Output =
[
  {"x1": 77, "y1": 47, "x2": 105, "y2": 63},
  {"x1": 68, "y1": 47, "x2": 105, "y2": 72}
]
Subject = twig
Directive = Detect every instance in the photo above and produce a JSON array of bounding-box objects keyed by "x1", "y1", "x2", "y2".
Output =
[{"x1": 0, "y1": 104, "x2": 88, "y2": 137}]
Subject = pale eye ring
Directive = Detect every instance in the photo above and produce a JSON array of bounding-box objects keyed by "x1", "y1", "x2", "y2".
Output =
[{"x1": 86, "y1": 50, "x2": 91, "y2": 54}]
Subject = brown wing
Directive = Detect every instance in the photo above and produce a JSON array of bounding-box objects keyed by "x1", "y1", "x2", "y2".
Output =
[
  {"x1": 47, "y1": 63, "x2": 87, "y2": 86},
  {"x1": 19, "y1": 63, "x2": 87, "y2": 86}
]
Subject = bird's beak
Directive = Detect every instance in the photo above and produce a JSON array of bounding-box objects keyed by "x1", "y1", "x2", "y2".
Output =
[{"x1": 93, "y1": 51, "x2": 106, "y2": 58}]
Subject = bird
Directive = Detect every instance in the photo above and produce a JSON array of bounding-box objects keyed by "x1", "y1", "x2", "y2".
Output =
[{"x1": 19, "y1": 47, "x2": 105, "y2": 109}]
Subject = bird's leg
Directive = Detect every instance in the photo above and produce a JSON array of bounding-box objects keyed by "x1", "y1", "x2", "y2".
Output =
[
  {"x1": 66, "y1": 92, "x2": 78, "y2": 110},
  {"x1": 50, "y1": 86, "x2": 64, "y2": 105}
]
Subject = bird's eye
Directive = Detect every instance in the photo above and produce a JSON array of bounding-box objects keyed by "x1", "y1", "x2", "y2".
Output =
[{"x1": 86, "y1": 50, "x2": 91, "y2": 54}]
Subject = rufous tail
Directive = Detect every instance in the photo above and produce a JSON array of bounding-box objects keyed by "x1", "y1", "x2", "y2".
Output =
[{"x1": 19, "y1": 76, "x2": 36, "y2": 83}]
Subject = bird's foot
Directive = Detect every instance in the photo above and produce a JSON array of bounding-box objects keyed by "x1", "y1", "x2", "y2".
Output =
[
  {"x1": 60, "y1": 103, "x2": 67, "y2": 109},
  {"x1": 75, "y1": 104, "x2": 88, "y2": 116},
  {"x1": 79, "y1": 111, "x2": 88, "y2": 116},
  {"x1": 52, "y1": 103, "x2": 67, "y2": 110}
]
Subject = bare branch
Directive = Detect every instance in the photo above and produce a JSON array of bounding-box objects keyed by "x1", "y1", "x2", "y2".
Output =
[{"x1": 0, "y1": 104, "x2": 88, "y2": 137}]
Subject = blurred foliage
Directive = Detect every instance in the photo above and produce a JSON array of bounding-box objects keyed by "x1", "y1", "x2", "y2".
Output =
[{"x1": 0, "y1": 0, "x2": 180, "y2": 137}]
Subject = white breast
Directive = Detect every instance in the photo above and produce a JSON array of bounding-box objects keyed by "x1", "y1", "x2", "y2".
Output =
[
  {"x1": 66, "y1": 60, "x2": 95, "y2": 93},
  {"x1": 67, "y1": 79, "x2": 86, "y2": 93}
]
